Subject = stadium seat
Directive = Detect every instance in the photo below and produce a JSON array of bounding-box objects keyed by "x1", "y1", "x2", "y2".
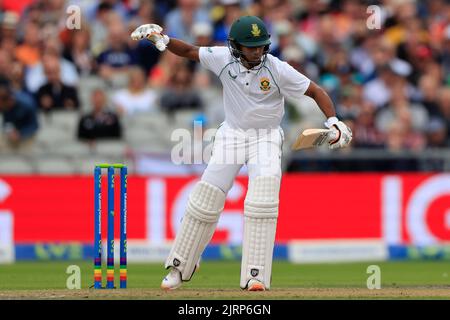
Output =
[
  {"x1": 174, "y1": 110, "x2": 199, "y2": 129},
  {"x1": 34, "y1": 157, "x2": 76, "y2": 174},
  {"x1": 93, "y1": 140, "x2": 128, "y2": 157},
  {"x1": 47, "y1": 110, "x2": 80, "y2": 132},
  {"x1": 129, "y1": 139, "x2": 172, "y2": 154},
  {"x1": 0, "y1": 157, "x2": 34, "y2": 174},
  {"x1": 125, "y1": 126, "x2": 162, "y2": 145},
  {"x1": 74, "y1": 155, "x2": 126, "y2": 174},
  {"x1": 133, "y1": 112, "x2": 168, "y2": 129},
  {"x1": 51, "y1": 141, "x2": 92, "y2": 157},
  {"x1": 27, "y1": 143, "x2": 51, "y2": 157},
  {"x1": 78, "y1": 75, "x2": 107, "y2": 112},
  {"x1": 35, "y1": 125, "x2": 74, "y2": 150},
  {"x1": 121, "y1": 114, "x2": 136, "y2": 128}
]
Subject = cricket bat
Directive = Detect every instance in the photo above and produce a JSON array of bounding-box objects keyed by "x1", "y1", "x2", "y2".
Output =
[{"x1": 291, "y1": 128, "x2": 337, "y2": 150}]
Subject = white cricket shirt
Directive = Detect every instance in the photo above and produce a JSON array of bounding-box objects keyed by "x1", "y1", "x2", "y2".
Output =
[{"x1": 199, "y1": 46, "x2": 311, "y2": 130}]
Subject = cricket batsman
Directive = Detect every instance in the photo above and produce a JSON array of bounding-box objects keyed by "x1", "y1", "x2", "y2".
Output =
[{"x1": 131, "y1": 16, "x2": 352, "y2": 291}]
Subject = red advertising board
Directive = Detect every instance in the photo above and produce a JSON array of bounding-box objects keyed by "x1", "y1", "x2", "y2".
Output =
[{"x1": 0, "y1": 174, "x2": 449, "y2": 245}]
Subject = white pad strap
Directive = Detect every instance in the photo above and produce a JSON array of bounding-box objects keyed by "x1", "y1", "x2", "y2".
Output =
[
  {"x1": 165, "y1": 181, "x2": 225, "y2": 281},
  {"x1": 240, "y1": 176, "x2": 280, "y2": 289}
]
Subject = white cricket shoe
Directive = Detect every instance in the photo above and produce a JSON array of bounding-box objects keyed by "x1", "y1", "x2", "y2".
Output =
[
  {"x1": 247, "y1": 279, "x2": 266, "y2": 291},
  {"x1": 161, "y1": 268, "x2": 182, "y2": 290}
]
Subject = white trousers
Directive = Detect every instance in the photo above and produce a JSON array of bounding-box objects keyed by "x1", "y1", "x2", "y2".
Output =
[
  {"x1": 201, "y1": 122, "x2": 284, "y2": 193},
  {"x1": 166, "y1": 122, "x2": 284, "y2": 286}
]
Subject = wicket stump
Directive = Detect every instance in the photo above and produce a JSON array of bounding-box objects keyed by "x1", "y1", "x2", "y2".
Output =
[{"x1": 93, "y1": 163, "x2": 127, "y2": 289}]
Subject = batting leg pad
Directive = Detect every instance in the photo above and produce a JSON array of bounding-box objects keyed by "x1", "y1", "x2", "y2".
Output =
[
  {"x1": 240, "y1": 176, "x2": 280, "y2": 290},
  {"x1": 165, "y1": 181, "x2": 226, "y2": 281}
]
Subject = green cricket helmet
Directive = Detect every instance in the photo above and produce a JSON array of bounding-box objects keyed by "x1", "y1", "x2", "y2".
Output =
[{"x1": 227, "y1": 16, "x2": 271, "y2": 61}]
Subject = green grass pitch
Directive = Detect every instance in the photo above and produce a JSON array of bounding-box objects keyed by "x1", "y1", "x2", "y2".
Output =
[{"x1": 0, "y1": 260, "x2": 449, "y2": 299}]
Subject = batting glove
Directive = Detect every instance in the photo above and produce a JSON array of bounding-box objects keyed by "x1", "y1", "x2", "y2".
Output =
[
  {"x1": 324, "y1": 117, "x2": 353, "y2": 149},
  {"x1": 130, "y1": 24, "x2": 170, "y2": 51}
]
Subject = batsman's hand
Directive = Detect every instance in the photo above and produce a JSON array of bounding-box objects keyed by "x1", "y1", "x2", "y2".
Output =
[
  {"x1": 324, "y1": 117, "x2": 352, "y2": 149},
  {"x1": 130, "y1": 24, "x2": 170, "y2": 51}
]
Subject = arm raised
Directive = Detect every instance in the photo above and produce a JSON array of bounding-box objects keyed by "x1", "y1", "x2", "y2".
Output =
[
  {"x1": 131, "y1": 24, "x2": 199, "y2": 62},
  {"x1": 166, "y1": 38, "x2": 199, "y2": 62}
]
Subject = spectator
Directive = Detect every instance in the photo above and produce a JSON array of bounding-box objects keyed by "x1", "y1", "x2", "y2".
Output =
[
  {"x1": 257, "y1": 0, "x2": 293, "y2": 27},
  {"x1": 336, "y1": 85, "x2": 361, "y2": 120},
  {"x1": 10, "y1": 60, "x2": 36, "y2": 110},
  {"x1": 395, "y1": 16, "x2": 433, "y2": 83},
  {"x1": 14, "y1": 21, "x2": 41, "y2": 67},
  {"x1": 152, "y1": 0, "x2": 178, "y2": 18},
  {"x1": 77, "y1": 89, "x2": 122, "y2": 141},
  {"x1": 160, "y1": 62, "x2": 203, "y2": 117},
  {"x1": 276, "y1": 9, "x2": 319, "y2": 59},
  {"x1": 441, "y1": 25, "x2": 450, "y2": 85},
  {"x1": 352, "y1": 101, "x2": 384, "y2": 148},
  {"x1": 212, "y1": 0, "x2": 243, "y2": 44},
  {"x1": 129, "y1": 0, "x2": 163, "y2": 26},
  {"x1": 417, "y1": 75, "x2": 442, "y2": 117},
  {"x1": 384, "y1": 110, "x2": 426, "y2": 152},
  {"x1": 363, "y1": 59, "x2": 414, "y2": 109},
  {"x1": 89, "y1": 1, "x2": 115, "y2": 56},
  {"x1": 164, "y1": 0, "x2": 210, "y2": 43},
  {"x1": 148, "y1": 51, "x2": 184, "y2": 88},
  {"x1": 375, "y1": 82, "x2": 429, "y2": 135},
  {"x1": 0, "y1": 46, "x2": 35, "y2": 108},
  {"x1": 40, "y1": 0, "x2": 67, "y2": 27},
  {"x1": 438, "y1": 87, "x2": 450, "y2": 145},
  {"x1": 191, "y1": 22, "x2": 217, "y2": 88},
  {"x1": 0, "y1": 0, "x2": 448, "y2": 171},
  {"x1": 270, "y1": 20, "x2": 298, "y2": 60},
  {"x1": 127, "y1": 22, "x2": 162, "y2": 75},
  {"x1": 385, "y1": 122, "x2": 407, "y2": 152},
  {"x1": 112, "y1": 66, "x2": 158, "y2": 116},
  {"x1": 0, "y1": 77, "x2": 38, "y2": 151},
  {"x1": 382, "y1": 121, "x2": 421, "y2": 171},
  {"x1": 349, "y1": 34, "x2": 379, "y2": 82},
  {"x1": 36, "y1": 56, "x2": 80, "y2": 112},
  {"x1": 281, "y1": 45, "x2": 319, "y2": 81},
  {"x1": 127, "y1": 0, "x2": 164, "y2": 74},
  {"x1": 384, "y1": 0, "x2": 422, "y2": 47},
  {"x1": 191, "y1": 22, "x2": 214, "y2": 48},
  {"x1": 25, "y1": 44, "x2": 79, "y2": 93},
  {"x1": 62, "y1": 26, "x2": 95, "y2": 76},
  {"x1": 86, "y1": 0, "x2": 130, "y2": 25},
  {"x1": 0, "y1": 49, "x2": 13, "y2": 78},
  {"x1": 1, "y1": 10, "x2": 19, "y2": 47},
  {"x1": 17, "y1": 1, "x2": 44, "y2": 26},
  {"x1": 97, "y1": 22, "x2": 138, "y2": 85},
  {"x1": 426, "y1": 117, "x2": 448, "y2": 148},
  {"x1": 361, "y1": 36, "x2": 396, "y2": 82}
]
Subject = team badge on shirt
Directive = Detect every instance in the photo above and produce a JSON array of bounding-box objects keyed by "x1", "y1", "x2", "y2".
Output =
[{"x1": 259, "y1": 77, "x2": 271, "y2": 92}]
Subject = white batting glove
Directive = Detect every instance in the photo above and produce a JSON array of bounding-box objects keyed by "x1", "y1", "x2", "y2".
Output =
[
  {"x1": 130, "y1": 24, "x2": 170, "y2": 51},
  {"x1": 324, "y1": 117, "x2": 353, "y2": 149}
]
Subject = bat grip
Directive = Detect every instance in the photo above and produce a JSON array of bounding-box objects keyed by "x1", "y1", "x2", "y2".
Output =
[{"x1": 328, "y1": 130, "x2": 339, "y2": 143}]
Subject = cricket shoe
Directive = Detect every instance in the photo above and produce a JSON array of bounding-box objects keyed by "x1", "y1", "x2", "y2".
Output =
[
  {"x1": 161, "y1": 267, "x2": 182, "y2": 290},
  {"x1": 247, "y1": 279, "x2": 266, "y2": 291}
]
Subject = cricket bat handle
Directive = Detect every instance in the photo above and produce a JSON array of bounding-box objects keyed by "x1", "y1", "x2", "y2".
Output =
[{"x1": 328, "y1": 130, "x2": 338, "y2": 142}]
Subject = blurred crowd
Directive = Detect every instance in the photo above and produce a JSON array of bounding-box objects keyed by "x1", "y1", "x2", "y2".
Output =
[{"x1": 0, "y1": 0, "x2": 449, "y2": 157}]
